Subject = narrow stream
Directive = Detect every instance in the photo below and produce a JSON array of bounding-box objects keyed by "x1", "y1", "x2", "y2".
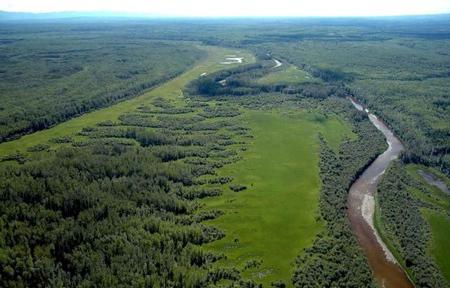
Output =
[{"x1": 347, "y1": 98, "x2": 415, "y2": 288}]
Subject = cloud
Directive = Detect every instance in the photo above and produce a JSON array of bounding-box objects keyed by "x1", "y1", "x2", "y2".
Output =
[{"x1": 1, "y1": 0, "x2": 450, "y2": 17}]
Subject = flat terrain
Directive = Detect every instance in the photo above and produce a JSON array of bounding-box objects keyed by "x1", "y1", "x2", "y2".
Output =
[
  {"x1": 407, "y1": 165, "x2": 450, "y2": 210},
  {"x1": 423, "y1": 209, "x2": 450, "y2": 283},
  {"x1": 375, "y1": 161, "x2": 450, "y2": 287},
  {"x1": 266, "y1": 38, "x2": 450, "y2": 172},
  {"x1": 203, "y1": 109, "x2": 354, "y2": 286},
  {"x1": 407, "y1": 165, "x2": 450, "y2": 284},
  {"x1": 0, "y1": 46, "x2": 254, "y2": 158},
  {"x1": 258, "y1": 65, "x2": 319, "y2": 85},
  {"x1": 0, "y1": 34, "x2": 205, "y2": 141},
  {"x1": 2, "y1": 16, "x2": 449, "y2": 287}
]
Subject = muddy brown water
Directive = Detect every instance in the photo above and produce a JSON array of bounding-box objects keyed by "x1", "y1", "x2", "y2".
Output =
[{"x1": 347, "y1": 98, "x2": 414, "y2": 288}]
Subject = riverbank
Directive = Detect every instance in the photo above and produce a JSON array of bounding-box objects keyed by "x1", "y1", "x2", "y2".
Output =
[
  {"x1": 347, "y1": 98, "x2": 414, "y2": 288},
  {"x1": 203, "y1": 109, "x2": 355, "y2": 286}
]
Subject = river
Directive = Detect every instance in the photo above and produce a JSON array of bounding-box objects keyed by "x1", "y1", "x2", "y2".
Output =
[
  {"x1": 347, "y1": 98, "x2": 415, "y2": 288},
  {"x1": 273, "y1": 59, "x2": 282, "y2": 68}
]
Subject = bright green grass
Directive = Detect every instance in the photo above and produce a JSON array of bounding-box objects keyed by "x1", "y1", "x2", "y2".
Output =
[
  {"x1": 258, "y1": 65, "x2": 319, "y2": 85},
  {"x1": 406, "y1": 164, "x2": 450, "y2": 283},
  {"x1": 406, "y1": 164, "x2": 450, "y2": 210},
  {"x1": 0, "y1": 46, "x2": 255, "y2": 158},
  {"x1": 409, "y1": 187, "x2": 450, "y2": 211},
  {"x1": 422, "y1": 209, "x2": 450, "y2": 284},
  {"x1": 407, "y1": 164, "x2": 450, "y2": 186},
  {"x1": 203, "y1": 109, "x2": 354, "y2": 286}
]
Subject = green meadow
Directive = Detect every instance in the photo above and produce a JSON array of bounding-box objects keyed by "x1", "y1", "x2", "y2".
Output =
[
  {"x1": 203, "y1": 109, "x2": 355, "y2": 286},
  {"x1": 423, "y1": 209, "x2": 450, "y2": 283},
  {"x1": 258, "y1": 65, "x2": 319, "y2": 85},
  {"x1": 407, "y1": 164, "x2": 450, "y2": 284},
  {"x1": 0, "y1": 41, "x2": 358, "y2": 286},
  {"x1": 406, "y1": 164, "x2": 450, "y2": 210},
  {"x1": 0, "y1": 46, "x2": 255, "y2": 158}
]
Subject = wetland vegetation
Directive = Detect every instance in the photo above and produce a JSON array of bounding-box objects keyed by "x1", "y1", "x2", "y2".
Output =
[
  {"x1": 0, "y1": 15, "x2": 449, "y2": 287},
  {"x1": 0, "y1": 25, "x2": 205, "y2": 142}
]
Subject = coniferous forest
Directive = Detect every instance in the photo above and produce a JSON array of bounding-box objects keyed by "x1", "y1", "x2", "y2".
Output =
[{"x1": 0, "y1": 14, "x2": 449, "y2": 288}]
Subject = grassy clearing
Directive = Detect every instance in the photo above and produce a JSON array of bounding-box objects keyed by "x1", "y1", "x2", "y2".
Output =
[
  {"x1": 404, "y1": 164, "x2": 450, "y2": 283},
  {"x1": 258, "y1": 65, "x2": 320, "y2": 85},
  {"x1": 422, "y1": 209, "x2": 450, "y2": 284},
  {"x1": 406, "y1": 164, "x2": 450, "y2": 210},
  {"x1": 407, "y1": 164, "x2": 450, "y2": 186},
  {"x1": 203, "y1": 109, "x2": 354, "y2": 286},
  {"x1": 0, "y1": 46, "x2": 255, "y2": 158}
]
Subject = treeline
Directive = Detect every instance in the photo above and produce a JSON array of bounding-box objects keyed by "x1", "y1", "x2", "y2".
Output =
[
  {"x1": 187, "y1": 61, "x2": 349, "y2": 100},
  {"x1": 349, "y1": 88, "x2": 450, "y2": 177},
  {"x1": 193, "y1": 80, "x2": 386, "y2": 286},
  {"x1": 1, "y1": 71, "x2": 186, "y2": 142},
  {"x1": 262, "y1": 39, "x2": 450, "y2": 175},
  {"x1": 0, "y1": 58, "x2": 390, "y2": 287},
  {"x1": 0, "y1": 96, "x2": 258, "y2": 287},
  {"x1": 293, "y1": 100, "x2": 387, "y2": 287},
  {"x1": 376, "y1": 162, "x2": 448, "y2": 287},
  {"x1": 0, "y1": 28, "x2": 204, "y2": 142}
]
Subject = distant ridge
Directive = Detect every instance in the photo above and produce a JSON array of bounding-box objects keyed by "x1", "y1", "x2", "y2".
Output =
[
  {"x1": 0, "y1": 11, "x2": 161, "y2": 21},
  {"x1": 1, "y1": 10, "x2": 449, "y2": 21}
]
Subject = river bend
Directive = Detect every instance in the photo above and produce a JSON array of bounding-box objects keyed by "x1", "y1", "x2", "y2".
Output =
[{"x1": 347, "y1": 98, "x2": 414, "y2": 288}]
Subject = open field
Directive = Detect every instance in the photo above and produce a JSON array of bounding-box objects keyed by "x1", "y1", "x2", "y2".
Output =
[
  {"x1": 203, "y1": 109, "x2": 354, "y2": 286},
  {"x1": 423, "y1": 209, "x2": 450, "y2": 283},
  {"x1": 0, "y1": 46, "x2": 254, "y2": 158},
  {"x1": 406, "y1": 164, "x2": 450, "y2": 210},
  {"x1": 0, "y1": 32, "x2": 206, "y2": 141},
  {"x1": 264, "y1": 38, "x2": 450, "y2": 173},
  {"x1": 2, "y1": 16, "x2": 450, "y2": 287},
  {"x1": 258, "y1": 65, "x2": 319, "y2": 85},
  {"x1": 376, "y1": 162, "x2": 450, "y2": 287},
  {"x1": 407, "y1": 164, "x2": 450, "y2": 284}
]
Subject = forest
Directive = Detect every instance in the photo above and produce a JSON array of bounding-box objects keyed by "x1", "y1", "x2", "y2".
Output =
[
  {"x1": 0, "y1": 95, "x2": 254, "y2": 287},
  {"x1": 261, "y1": 37, "x2": 450, "y2": 175},
  {"x1": 0, "y1": 46, "x2": 388, "y2": 286},
  {"x1": 0, "y1": 25, "x2": 203, "y2": 141},
  {"x1": 292, "y1": 103, "x2": 386, "y2": 288},
  {"x1": 0, "y1": 15, "x2": 449, "y2": 287},
  {"x1": 376, "y1": 162, "x2": 450, "y2": 286}
]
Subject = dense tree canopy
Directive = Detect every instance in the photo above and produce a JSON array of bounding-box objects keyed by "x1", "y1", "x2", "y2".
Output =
[{"x1": 0, "y1": 27, "x2": 203, "y2": 142}]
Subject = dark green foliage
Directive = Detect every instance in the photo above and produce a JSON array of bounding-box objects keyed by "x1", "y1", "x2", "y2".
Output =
[
  {"x1": 309, "y1": 67, "x2": 354, "y2": 82},
  {"x1": 293, "y1": 103, "x2": 386, "y2": 288},
  {"x1": 377, "y1": 162, "x2": 448, "y2": 287},
  {"x1": 0, "y1": 96, "x2": 249, "y2": 287},
  {"x1": 26, "y1": 144, "x2": 50, "y2": 152},
  {"x1": 0, "y1": 26, "x2": 203, "y2": 142},
  {"x1": 49, "y1": 136, "x2": 73, "y2": 144},
  {"x1": 188, "y1": 60, "x2": 348, "y2": 101},
  {"x1": 196, "y1": 78, "x2": 223, "y2": 95},
  {"x1": 271, "y1": 280, "x2": 286, "y2": 288},
  {"x1": 2, "y1": 16, "x2": 449, "y2": 287},
  {"x1": 229, "y1": 184, "x2": 247, "y2": 192},
  {"x1": 264, "y1": 37, "x2": 450, "y2": 175},
  {"x1": 0, "y1": 152, "x2": 28, "y2": 164},
  {"x1": 190, "y1": 61, "x2": 388, "y2": 286}
]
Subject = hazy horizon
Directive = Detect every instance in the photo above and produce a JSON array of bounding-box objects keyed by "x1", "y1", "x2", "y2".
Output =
[{"x1": 1, "y1": 0, "x2": 450, "y2": 18}]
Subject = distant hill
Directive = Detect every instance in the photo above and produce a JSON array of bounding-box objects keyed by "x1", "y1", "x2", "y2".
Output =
[
  {"x1": 1, "y1": 10, "x2": 450, "y2": 22},
  {"x1": 0, "y1": 11, "x2": 161, "y2": 21}
]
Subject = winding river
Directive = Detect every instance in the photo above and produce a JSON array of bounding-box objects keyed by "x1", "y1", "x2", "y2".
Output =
[{"x1": 347, "y1": 98, "x2": 415, "y2": 288}]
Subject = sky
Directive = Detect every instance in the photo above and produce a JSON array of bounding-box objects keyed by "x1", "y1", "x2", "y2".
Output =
[{"x1": 1, "y1": 0, "x2": 450, "y2": 17}]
